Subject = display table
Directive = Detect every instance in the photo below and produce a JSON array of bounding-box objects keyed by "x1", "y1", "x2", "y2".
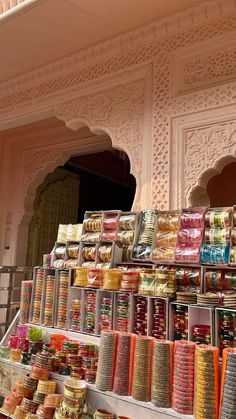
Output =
[{"x1": 0, "y1": 315, "x2": 193, "y2": 419}]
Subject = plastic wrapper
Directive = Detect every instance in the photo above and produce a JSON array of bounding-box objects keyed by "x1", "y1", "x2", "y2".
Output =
[
  {"x1": 177, "y1": 228, "x2": 202, "y2": 246},
  {"x1": 81, "y1": 231, "x2": 100, "y2": 243},
  {"x1": 121, "y1": 271, "x2": 140, "y2": 292},
  {"x1": 101, "y1": 211, "x2": 119, "y2": 241},
  {"x1": 155, "y1": 266, "x2": 176, "y2": 297},
  {"x1": 180, "y1": 208, "x2": 205, "y2": 228},
  {"x1": 98, "y1": 244, "x2": 112, "y2": 263},
  {"x1": 103, "y1": 269, "x2": 122, "y2": 290},
  {"x1": 57, "y1": 224, "x2": 82, "y2": 243},
  {"x1": 175, "y1": 245, "x2": 201, "y2": 262},
  {"x1": 64, "y1": 258, "x2": 78, "y2": 268},
  {"x1": 87, "y1": 268, "x2": 103, "y2": 288},
  {"x1": 132, "y1": 209, "x2": 159, "y2": 260},
  {"x1": 205, "y1": 208, "x2": 232, "y2": 228},
  {"x1": 138, "y1": 269, "x2": 156, "y2": 295},
  {"x1": 67, "y1": 243, "x2": 79, "y2": 258},
  {"x1": 73, "y1": 267, "x2": 88, "y2": 287},
  {"x1": 52, "y1": 259, "x2": 64, "y2": 268},
  {"x1": 197, "y1": 291, "x2": 222, "y2": 306},
  {"x1": 200, "y1": 243, "x2": 230, "y2": 264},
  {"x1": 205, "y1": 228, "x2": 230, "y2": 244},
  {"x1": 119, "y1": 214, "x2": 136, "y2": 230},
  {"x1": 54, "y1": 245, "x2": 66, "y2": 259},
  {"x1": 122, "y1": 245, "x2": 133, "y2": 262},
  {"x1": 152, "y1": 211, "x2": 179, "y2": 262},
  {"x1": 117, "y1": 230, "x2": 134, "y2": 245}
]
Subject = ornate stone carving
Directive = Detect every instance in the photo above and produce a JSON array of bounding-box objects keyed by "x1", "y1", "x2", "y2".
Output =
[
  {"x1": 171, "y1": 40, "x2": 236, "y2": 95},
  {"x1": 185, "y1": 121, "x2": 236, "y2": 203},
  {"x1": 21, "y1": 148, "x2": 62, "y2": 194},
  {"x1": 55, "y1": 79, "x2": 145, "y2": 208}
]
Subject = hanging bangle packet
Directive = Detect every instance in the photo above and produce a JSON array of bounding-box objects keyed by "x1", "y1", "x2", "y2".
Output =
[
  {"x1": 200, "y1": 207, "x2": 233, "y2": 265},
  {"x1": 229, "y1": 206, "x2": 236, "y2": 264},
  {"x1": 132, "y1": 209, "x2": 159, "y2": 260},
  {"x1": 151, "y1": 211, "x2": 180, "y2": 262},
  {"x1": 175, "y1": 208, "x2": 205, "y2": 262},
  {"x1": 101, "y1": 211, "x2": 119, "y2": 241},
  {"x1": 81, "y1": 211, "x2": 102, "y2": 242}
]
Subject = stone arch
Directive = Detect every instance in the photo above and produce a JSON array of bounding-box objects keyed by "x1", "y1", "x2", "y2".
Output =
[{"x1": 190, "y1": 154, "x2": 236, "y2": 207}]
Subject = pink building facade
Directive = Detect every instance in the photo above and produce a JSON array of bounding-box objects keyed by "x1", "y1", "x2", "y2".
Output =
[{"x1": 0, "y1": 0, "x2": 236, "y2": 266}]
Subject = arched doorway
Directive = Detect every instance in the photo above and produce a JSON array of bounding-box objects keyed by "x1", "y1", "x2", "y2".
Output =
[
  {"x1": 190, "y1": 160, "x2": 236, "y2": 207},
  {"x1": 26, "y1": 148, "x2": 136, "y2": 267}
]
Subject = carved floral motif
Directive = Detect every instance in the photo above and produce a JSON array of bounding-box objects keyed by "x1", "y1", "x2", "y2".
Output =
[{"x1": 185, "y1": 121, "x2": 236, "y2": 203}]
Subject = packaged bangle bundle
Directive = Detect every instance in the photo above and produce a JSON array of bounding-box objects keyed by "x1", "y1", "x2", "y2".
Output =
[
  {"x1": 57, "y1": 224, "x2": 82, "y2": 243},
  {"x1": 81, "y1": 211, "x2": 102, "y2": 243},
  {"x1": 138, "y1": 269, "x2": 156, "y2": 295},
  {"x1": 172, "y1": 340, "x2": 196, "y2": 415},
  {"x1": 197, "y1": 291, "x2": 222, "y2": 306},
  {"x1": 229, "y1": 208, "x2": 236, "y2": 263},
  {"x1": 218, "y1": 310, "x2": 236, "y2": 353},
  {"x1": 113, "y1": 332, "x2": 134, "y2": 396},
  {"x1": 132, "y1": 209, "x2": 159, "y2": 260},
  {"x1": 115, "y1": 293, "x2": 130, "y2": 333},
  {"x1": 194, "y1": 345, "x2": 219, "y2": 419},
  {"x1": 97, "y1": 243, "x2": 112, "y2": 269},
  {"x1": 219, "y1": 348, "x2": 236, "y2": 419},
  {"x1": 88, "y1": 268, "x2": 103, "y2": 288},
  {"x1": 151, "y1": 211, "x2": 180, "y2": 262},
  {"x1": 176, "y1": 267, "x2": 201, "y2": 304},
  {"x1": 52, "y1": 244, "x2": 66, "y2": 268},
  {"x1": 131, "y1": 336, "x2": 153, "y2": 401},
  {"x1": 66, "y1": 243, "x2": 79, "y2": 258},
  {"x1": 103, "y1": 269, "x2": 122, "y2": 290},
  {"x1": 173, "y1": 304, "x2": 188, "y2": 340},
  {"x1": 70, "y1": 299, "x2": 81, "y2": 331},
  {"x1": 96, "y1": 331, "x2": 118, "y2": 391},
  {"x1": 120, "y1": 270, "x2": 140, "y2": 292},
  {"x1": 175, "y1": 207, "x2": 205, "y2": 262},
  {"x1": 43, "y1": 272, "x2": 55, "y2": 327},
  {"x1": 155, "y1": 266, "x2": 176, "y2": 298},
  {"x1": 101, "y1": 211, "x2": 119, "y2": 241},
  {"x1": 222, "y1": 290, "x2": 236, "y2": 308},
  {"x1": 31, "y1": 268, "x2": 44, "y2": 324},
  {"x1": 19, "y1": 280, "x2": 32, "y2": 324},
  {"x1": 150, "y1": 298, "x2": 167, "y2": 339},
  {"x1": 84, "y1": 290, "x2": 97, "y2": 334},
  {"x1": 152, "y1": 340, "x2": 174, "y2": 408},
  {"x1": 81, "y1": 244, "x2": 96, "y2": 268},
  {"x1": 192, "y1": 324, "x2": 211, "y2": 345},
  {"x1": 100, "y1": 296, "x2": 113, "y2": 333},
  {"x1": 122, "y1": 245, "x2": 133, "y2": 262},
  {"x1": 56, "y1": 270, "x2": 69, "y2": 329},
  {"x1": 73, "y1": 267, "x2": 88, "y2": 287},
  {"x1": 200, "y1": 207, "x2": 232, "y2": 264},
  {"x1": 117, "y1": 212, "x2": 136, "y2": 246},
  {"x1": 133, "y1": 296, "x2": 148, "y2": 336}
]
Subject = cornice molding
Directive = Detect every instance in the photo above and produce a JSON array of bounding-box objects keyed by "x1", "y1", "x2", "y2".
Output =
[{"x1": 0, "y1": 0, "x2": 235, "y2": 96}]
